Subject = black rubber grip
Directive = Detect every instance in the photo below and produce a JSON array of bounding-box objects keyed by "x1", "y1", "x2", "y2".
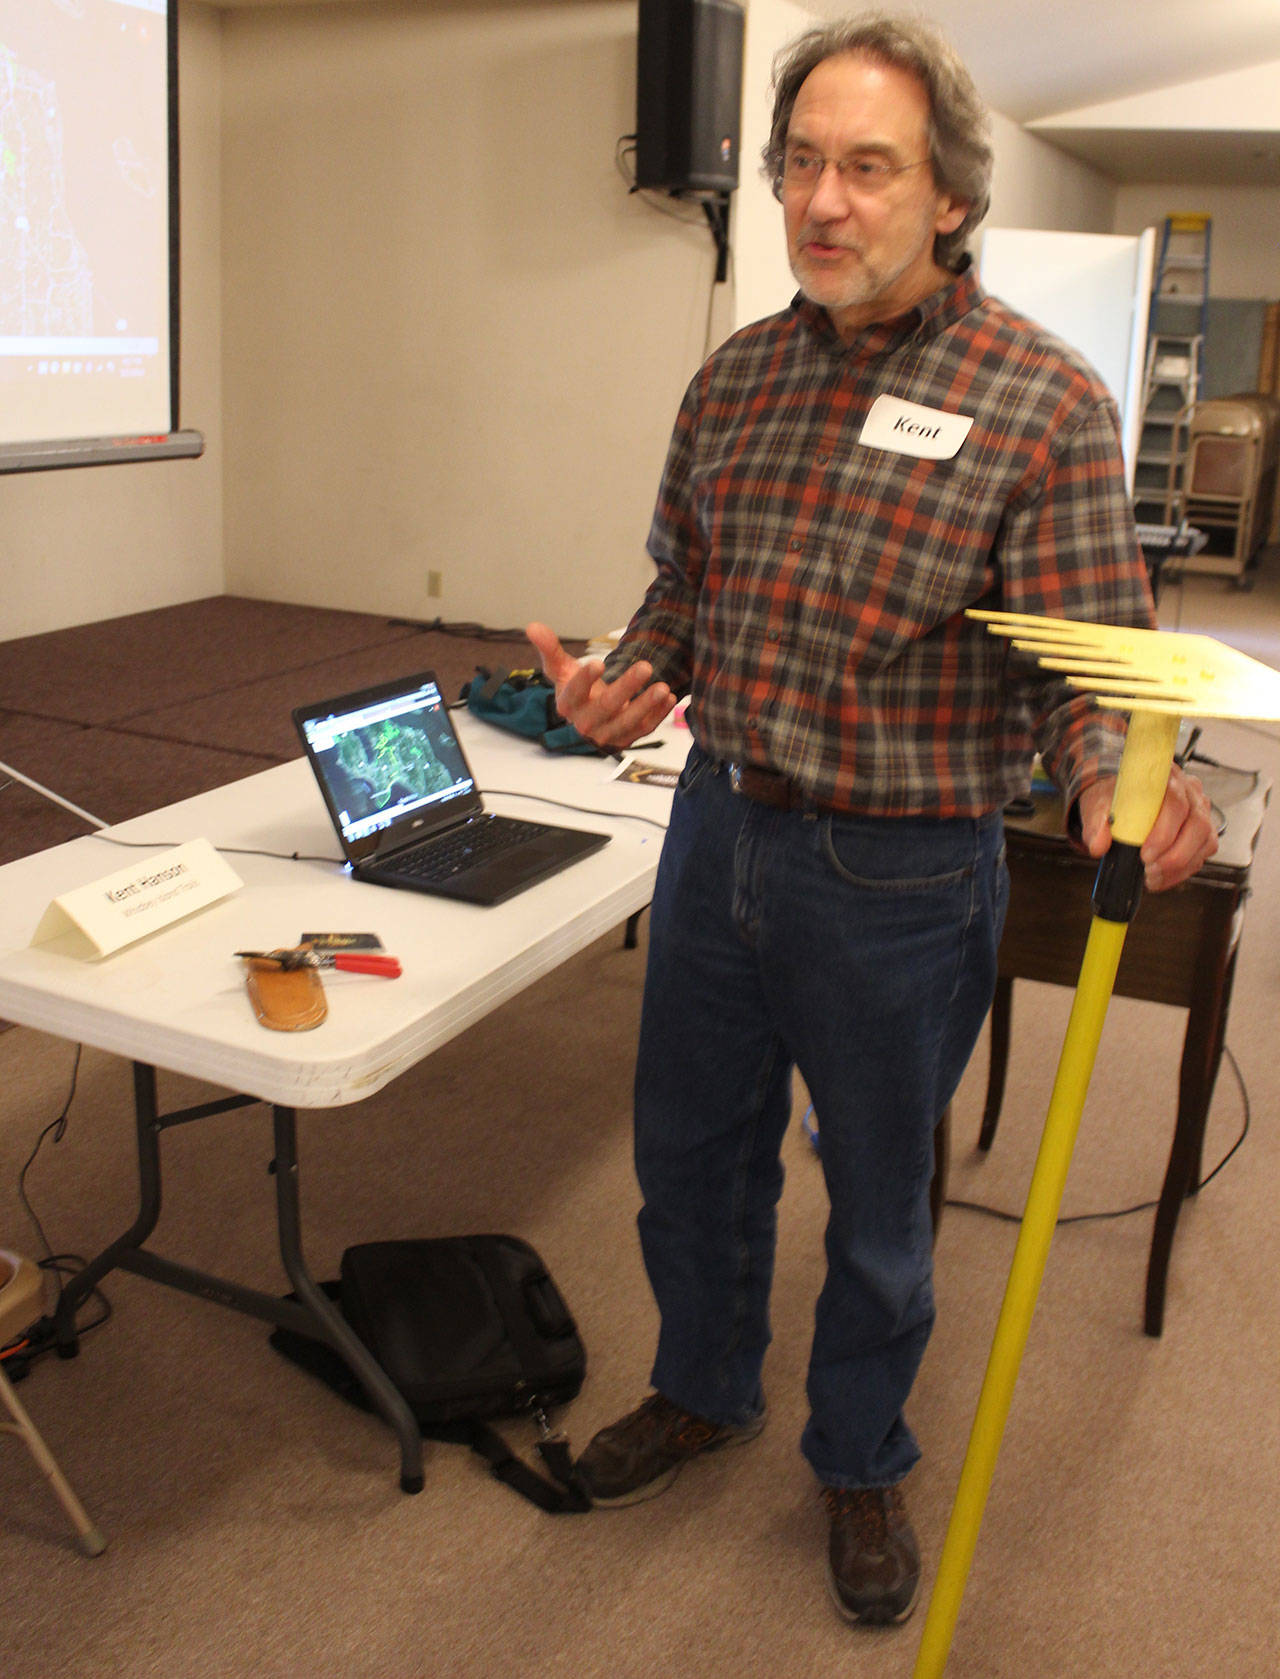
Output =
[{"x1": 1091, "y1": 840, "x2": 1145, "y2": 923}]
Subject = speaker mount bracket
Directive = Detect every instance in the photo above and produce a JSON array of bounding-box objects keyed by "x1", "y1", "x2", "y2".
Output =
[{"x1": 701, "y1": 192, "x2": 732, "y2": 284}]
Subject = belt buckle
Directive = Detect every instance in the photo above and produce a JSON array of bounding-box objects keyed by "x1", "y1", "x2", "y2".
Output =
[{"x1": 728, "y1": 763, "x2": 745, "y2": 796}]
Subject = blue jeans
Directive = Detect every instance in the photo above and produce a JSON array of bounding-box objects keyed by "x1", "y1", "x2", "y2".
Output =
[{"x1": 634, "y1": 746, "x2": 1008, "y2": 1488}]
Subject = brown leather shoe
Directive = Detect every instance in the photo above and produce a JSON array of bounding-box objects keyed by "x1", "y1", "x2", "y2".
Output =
[
  {"x1": 575, "y1": 1392, "x2": 765, "y2": 1507},
  {"x1": 822, "y1": 1483, "x2": 921, "y2": 1625}
]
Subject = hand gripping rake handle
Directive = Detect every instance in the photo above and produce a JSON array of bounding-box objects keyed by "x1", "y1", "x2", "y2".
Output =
[{"x1": 913, "y1": 708, "x2": 1180, "y2": 1678}]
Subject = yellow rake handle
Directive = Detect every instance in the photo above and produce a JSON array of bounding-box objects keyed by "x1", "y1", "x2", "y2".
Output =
[
  {"x1": 913, "y1": 710, "x2": 1180, "y2": 1678},
  {"x1": 1108, "y1": 712, "x2": 1182, "y2": 847}
]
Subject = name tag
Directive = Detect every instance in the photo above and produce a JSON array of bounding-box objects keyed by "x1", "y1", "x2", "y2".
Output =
[
  {"x1": 31, "y1": 839, "x2": 242, "y2": 960},
  {"x1": 858, "y1": 394, "x2": 973, "y2": 461}
]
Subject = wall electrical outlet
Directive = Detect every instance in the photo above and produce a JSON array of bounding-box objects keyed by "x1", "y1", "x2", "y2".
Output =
[{"x1": 427, "y1": 570, "x2": 442, "y2": 599}]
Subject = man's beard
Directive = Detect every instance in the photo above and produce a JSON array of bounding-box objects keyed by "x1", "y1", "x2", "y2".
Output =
[
  {"x1": 788, "y1": 201, "x2": 941, "y2": 316},
  {"x1": 792, "y1": 232, "x2": 924, "y2": 311}
]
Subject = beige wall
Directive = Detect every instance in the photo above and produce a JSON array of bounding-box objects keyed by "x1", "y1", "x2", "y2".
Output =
[
  {"x1": 220, "y1": 0, "x2": 725, "y2": 639},
  {"x1": 0, "y1": 0, "x2": 224, "y2": 643},
  {"x1": 1114, "y1": 183, "x2": 1280, "y2": 298},
  {"x1": 3, "y1": 0, "x2": 1122, "y2": 646},
  {"x1": 985, "y1": 110, "x2": 1116, "y2": 238}
]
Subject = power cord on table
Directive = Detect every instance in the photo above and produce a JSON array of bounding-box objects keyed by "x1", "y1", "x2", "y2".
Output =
[
  {"x1": 87, "y1": 831, "x2": 346, "y2": 864},
  {"x1": 84, "y1": 789, "x2": 672, "y2": 856},
  {"x1": 482, "y1": 788, "x2": 669, "y2": 832}
]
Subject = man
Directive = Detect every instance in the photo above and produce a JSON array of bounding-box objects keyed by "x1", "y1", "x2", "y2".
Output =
[{"x1": 528, "y1": 13, "x2": 1218, "y2": 1629}]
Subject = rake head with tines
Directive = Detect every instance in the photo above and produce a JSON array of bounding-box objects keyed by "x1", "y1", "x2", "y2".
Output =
[{"x1": 969, "y1": 609, "x2": 1280, "y2": 721}]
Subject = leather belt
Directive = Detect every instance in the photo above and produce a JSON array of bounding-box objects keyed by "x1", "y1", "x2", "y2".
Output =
[{"x1": 727, "y1": 762, "x2": 823, "y2": 813}]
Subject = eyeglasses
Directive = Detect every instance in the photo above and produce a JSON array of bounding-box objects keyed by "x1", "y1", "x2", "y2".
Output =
[{"x1": 780, "y1": 148, "x2": 931, "y2": 194}]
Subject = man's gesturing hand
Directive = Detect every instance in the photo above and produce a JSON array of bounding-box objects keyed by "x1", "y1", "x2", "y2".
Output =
[{"x1": 526, "y1": 622, "x2": 678, "y2": 750}]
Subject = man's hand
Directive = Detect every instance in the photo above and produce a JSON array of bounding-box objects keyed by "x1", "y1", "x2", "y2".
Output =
[
  {"x1": 1077, "y1": 762, "x2": 1219, "y2": 891},
  {"x1": 526, "y1": 622, "x2": 677, "y2": 749}
]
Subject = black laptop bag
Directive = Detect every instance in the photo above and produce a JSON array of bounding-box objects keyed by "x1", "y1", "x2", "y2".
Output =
[{"x1": 271, "y1": 1233, "x2": 590, "y2": 1511}]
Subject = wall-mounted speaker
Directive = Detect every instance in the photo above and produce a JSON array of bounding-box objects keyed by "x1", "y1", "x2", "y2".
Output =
[{"x1": 635, "y1": 0, "x2": 745, "y2": 196}]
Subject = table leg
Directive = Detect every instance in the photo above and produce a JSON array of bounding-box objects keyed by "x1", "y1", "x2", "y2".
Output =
[
  {"x1": 270, "y1": 1105, "x2": 424, "y2": 1493},
  {"x1": 979, "y1": 976, "x2": 1013, "y2": 1151},
  {"x1": 1143, "y1": 945, "x2": 1236, "y2": 1338},
  {"x1": 53, "y1": 1062, "x2": 424, "y2": 1491},
  {"x1": 1191, "y1": 942, "x2": 1239, "y2": 1192}
]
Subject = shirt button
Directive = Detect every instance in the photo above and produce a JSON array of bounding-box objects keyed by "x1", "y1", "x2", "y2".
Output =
[
  {"x1": 789, "y1": 538, "x2": 802, "y2": 551},
  {"x1": 816, "y1": 453, "x2": 829, "y2": 466},
  {"x1": 767, "y1": 629, "x2": 781, "y2": 642},
  {"x1": 747, "y1": 715, "x2": 760, "y2": 730}
]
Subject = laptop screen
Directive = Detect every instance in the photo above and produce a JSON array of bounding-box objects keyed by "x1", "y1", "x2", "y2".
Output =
[{"x1": 295, "y1": 674, "x2": 482, "y2": 858}]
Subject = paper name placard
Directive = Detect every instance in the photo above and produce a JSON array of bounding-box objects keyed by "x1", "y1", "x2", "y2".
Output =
[{"x1": 32, "y1": 839, "x2": 243, "y2": 960}]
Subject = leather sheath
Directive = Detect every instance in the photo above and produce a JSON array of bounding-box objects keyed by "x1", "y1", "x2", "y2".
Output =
[{"x1": 244, "y1": 957, "x2": 327, "y2": 1032}]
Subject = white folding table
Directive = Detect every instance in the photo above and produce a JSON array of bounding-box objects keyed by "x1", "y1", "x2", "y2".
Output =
[{"x1": 0, "y1": 715, "x2": 684, "y2": 1490}]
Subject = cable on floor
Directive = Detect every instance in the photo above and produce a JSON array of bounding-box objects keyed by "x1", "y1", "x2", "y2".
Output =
[{"x1": 799, "y1": 1045, "x2": 1250, "y2": 1228}]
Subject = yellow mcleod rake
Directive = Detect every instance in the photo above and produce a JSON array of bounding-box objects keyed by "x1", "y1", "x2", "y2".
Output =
[{"x1": 914, "y1": 610, "x2": 1280, "y2": 1678}]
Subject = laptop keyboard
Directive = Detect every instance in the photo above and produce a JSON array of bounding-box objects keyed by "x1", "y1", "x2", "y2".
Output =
[{"x1": 387, "y1": 815, "x2": 552, "y2": 883}]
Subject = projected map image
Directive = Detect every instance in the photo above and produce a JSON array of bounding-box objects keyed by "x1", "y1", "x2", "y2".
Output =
[
  {"x1": 0, "y1": 49, "x2": 94, "y2": 336},
  {"x1": 0, "y1": 0, "x2": 170, "y2": 444}
]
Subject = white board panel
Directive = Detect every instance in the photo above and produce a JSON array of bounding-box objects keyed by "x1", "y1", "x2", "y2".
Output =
[{"x1": 979, "y1": 227, "x2": 1156, "y2": 493}]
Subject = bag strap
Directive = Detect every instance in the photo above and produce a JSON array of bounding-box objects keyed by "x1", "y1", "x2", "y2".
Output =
[
  {"x1": 453, "y1": 1243, "x2": 592, "y2": 1512},
  {"x1": 464, "y1": 1412, "x2": 593, "y2": 1514}
]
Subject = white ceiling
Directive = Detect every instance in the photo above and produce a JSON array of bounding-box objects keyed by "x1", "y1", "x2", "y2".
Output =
[
  {"x1": 889, "y1": 0, "x2": 1280, "y2": 123},
  {"x1": 807, "y1": 0, "x2": 1280, "y2": 184}
]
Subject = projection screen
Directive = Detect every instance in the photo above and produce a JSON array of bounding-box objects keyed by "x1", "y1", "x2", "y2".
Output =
[{"x1": 0, "y1": 0, "x2": 201, "y2": 470}]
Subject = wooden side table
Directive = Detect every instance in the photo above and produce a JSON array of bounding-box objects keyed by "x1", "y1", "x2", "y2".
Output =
[{"x1": 980, "y1": 762, "x2": 1270, "y2": 1335}]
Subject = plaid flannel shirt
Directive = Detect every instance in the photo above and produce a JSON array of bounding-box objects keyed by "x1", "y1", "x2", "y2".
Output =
[{"x1": 611, "y1": 263, "x2": 1156, "y2": 817}]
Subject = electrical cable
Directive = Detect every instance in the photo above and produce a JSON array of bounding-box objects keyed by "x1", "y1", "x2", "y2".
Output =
[
  {"x1": 944, "y1": 1042, "x2": 1250, "y2": 1226},
  {"x1": 1184, "y1": 742, "x2": 1259, "y2": 778},
  {"x1": 616, "y1": 125, "x2": 734, "y2": 340},
  {"x1": 0, "y1": 756, "x2": 107, "y2": 828},
  {"x1": 87, "y1": 831, "x2": 345, "y2": 864},
  {"x1": 17, "y1": 1045, "x2": 81, "y2": 1264},
  {"x1": 702, "y1": 231, "x2": 727, "y2": 361},
  {"x1": 798, "y1": 1045, "x2": 1250, "y2": 1227},
  {"x1": 5, "y1": 1044, "x2": 113, "y2": 1377},
  {"x1": 614, "y1": 135, "x2": 708, "y2": 226},
  {"x1": 481, "y1": 787, "x2": 669, "y2": 832},
  {"x1": 86, "y1": 788, "x2": 673, "y2": 855},
  {"x1": 1177, "y1": 742, "x2": 1262, "y2": 837},
  {"x1": 618, "y1": 135, "x2": 734, "y2": 343},
  {"x1": 1163, "y1": 565, "x2": 1186, "y2": 632}
]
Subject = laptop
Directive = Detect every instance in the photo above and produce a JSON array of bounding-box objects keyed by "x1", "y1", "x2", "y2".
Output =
[{"x1": 293, "y1": 671, "x2": 610, "y2": 905}]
